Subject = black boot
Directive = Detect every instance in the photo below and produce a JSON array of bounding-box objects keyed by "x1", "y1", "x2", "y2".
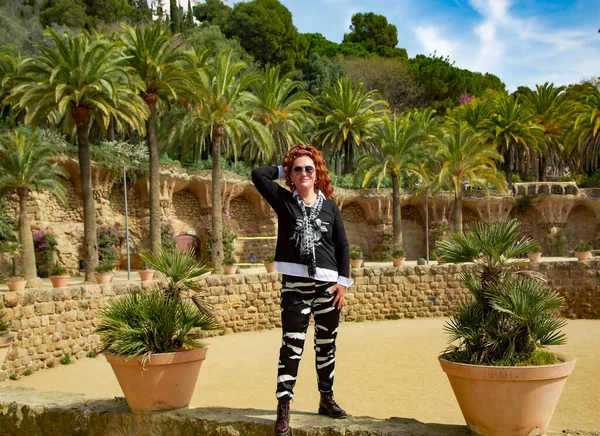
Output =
[
  {"x1": 274, "y1": 396, "x2": 291, "y2": 436},
  {"x1": 318, "y1": 392, "x2": 347, "y2": 419}
]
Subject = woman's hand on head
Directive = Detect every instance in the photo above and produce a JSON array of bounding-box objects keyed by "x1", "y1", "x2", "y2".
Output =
[{"x1": 329, "y1": 284, "x2": 347, "y2": 310}]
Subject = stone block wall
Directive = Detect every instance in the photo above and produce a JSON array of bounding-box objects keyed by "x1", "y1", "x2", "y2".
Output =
[{"x1": 1, "y1": 260, "x2": 599, "y2": 379}]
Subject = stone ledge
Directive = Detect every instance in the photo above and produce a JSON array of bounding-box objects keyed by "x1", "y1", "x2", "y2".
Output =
[{"x1": 0, "y1": 387, "x2": 597, "y2": 436}]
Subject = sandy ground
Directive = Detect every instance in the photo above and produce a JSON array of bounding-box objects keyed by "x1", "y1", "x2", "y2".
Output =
[{"x1": 4, "y1": 317, "x2": 600, "y2": 432}]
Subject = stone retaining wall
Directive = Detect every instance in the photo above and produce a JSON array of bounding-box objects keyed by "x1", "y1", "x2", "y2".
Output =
[{"x1": 1, "y1": 260, "x2": 599, "y2": 379}]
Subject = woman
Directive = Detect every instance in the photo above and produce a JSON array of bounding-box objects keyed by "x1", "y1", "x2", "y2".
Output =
[{"x1": 251, "y1": 144, "x2": 353, "y2": 436}]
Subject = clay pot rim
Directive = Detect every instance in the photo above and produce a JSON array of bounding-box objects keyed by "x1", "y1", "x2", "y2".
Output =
[
  {"x1": 137, "y1": 269, "x2": 156, "y2": 273},
  {"x1": 104, "y1": 346, "x2": 208, "y2": 367},
  {"x1": 8, "y1": 277, "x2": 26, "y2": 282},
  {"x1": 439, "y1": 353, "x2": 576, "y2": 380}
]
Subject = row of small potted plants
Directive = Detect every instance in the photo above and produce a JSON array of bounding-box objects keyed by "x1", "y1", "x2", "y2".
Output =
[{"x1": 350, "y1": 244, "x2": 407, "y2": 268}]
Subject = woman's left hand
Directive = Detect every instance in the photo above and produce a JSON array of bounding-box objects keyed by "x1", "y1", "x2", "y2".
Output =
[{"x1": 330, "y1": 284, "x2": 347, "y2": 310}]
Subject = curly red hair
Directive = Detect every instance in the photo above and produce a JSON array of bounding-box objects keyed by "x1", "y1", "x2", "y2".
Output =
[{"x1": 282, "y1": 144, "x2": 334, "y2": 199}]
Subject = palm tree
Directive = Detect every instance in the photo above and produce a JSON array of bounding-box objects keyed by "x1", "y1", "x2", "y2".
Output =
[
  {"x1": 436, "y1": 220, "x2": 565, "y2": 365},
  {"x1": 167, "y1": 50, "x2": 272, "y2": 272},
  {"x1": 436, "y1": 121, "x2": 507, "y2": 233},
  {"x1": 568, "y1": 87, "x2": 600, "y2": 174},
  {"x1": 0, "y1": 45, "x2": 28, "y2": 122},
  {"x1": 248, "y1": 65, "x2": 315, "y2": 162},
  {"x1": 120, "y1": 21, "x2": 193, "y2": 253},
  {"x1": 0, "y1": 132, "x2": 67, "y2": 286},
  {"x1": 356, "y1": 113, "x2": 425, "y2": 249},
  {"x1": 519, "y1": 83, "x2": 570, "y2": 180},
  {"x1": 452, "y1": 99, "x2": 492, "y2": 131},
  {"x1": 483, "y1": 96, "x2": 543, "y2": 188},
  {"x1": 315, "y1": 77, "x2": 388, "y2": 174},
  {"x1": 8, "y1": 29, "x2": 148, "y2": 281}
]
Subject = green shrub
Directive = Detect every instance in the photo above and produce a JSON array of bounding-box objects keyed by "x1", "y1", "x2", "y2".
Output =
[
  {"x1": 161, "y1": 222, "x2": 177, "y2": 251},
  {"x1": 97, "y1": 246, "x2": 215, "y2": 366},
  {"x1": 349, "y1": 244, "x2": 362, "y2": 260},
  {"x1": 390, "y1": 247, "x2": 406, "y2": 258},
  {"x1": 264, "y1": 254, "x2": 275, "y2": 264},
  {"x1": 575, "y1": 241, "x2": 593, "y2": 252},
  {"x1": 49, "y1": 264, "x2": 67, "y2": 276},
  {"x1": 95, "y1": 259, "x2": 115, "y2": 274},
  {"x1": 437, "y1": 220, "x2": 567, "y2": 366},
  {"x1": 59, "y1": 355, "x2": 71, "y2": 365},
  {"x1": 23, "y1": 368, "x2": 33, "y2": 376}
]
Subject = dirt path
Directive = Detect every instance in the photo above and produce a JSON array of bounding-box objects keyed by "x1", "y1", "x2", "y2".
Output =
[{"x1": 5, "y1": 318, "x2": 600, "y2": 431}]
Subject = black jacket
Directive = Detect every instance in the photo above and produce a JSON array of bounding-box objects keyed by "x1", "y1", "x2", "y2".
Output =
[{"x1": 251, "y1": 166, "x2": 352, "y2": 287}]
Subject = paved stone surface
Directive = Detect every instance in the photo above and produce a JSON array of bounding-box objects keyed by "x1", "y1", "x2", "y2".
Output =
[{"x1": 1, "y1": 387, "x2": 598, "y2": 436}]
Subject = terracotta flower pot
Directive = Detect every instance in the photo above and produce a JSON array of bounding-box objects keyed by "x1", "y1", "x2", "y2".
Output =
[
  {"x1": 0, "y1": 335, "x2": 14, "y2": 369},
  {"x1": 49, "y1": 275, "x2": 69, "y2": 288},
  {"x1": 7, "y1": 278, "x2": 26, "y2": 292},
  {"x1": 439, "y1": 354, "x2": 575, "y2": 436},
  {"x1": 350, "y1": 259, "x2": 363, "y2": 268},
  {"x1": 223, "y1": 265, "x2": 237, "y2": 275},
  {"x1": 95, "y1": 272, "x2": 113, "y2": 284},
  {"x1": 138, "y1": 269, "x2": 155, "y2": 282},
  {"x1": 527, "y1": 252, "x2": 542, "y2": 262},
  {"x1": 104, "y1": 347, "x2": 208, "y2": 412},
  {"x1": 392, "y1": 257, "x2": 406, "y2": 267},
  {"x1": 575, "y1": 251, "x2": 592, "y2": 261},
  {"x1": 264, "y1": 263, "x2": 276, "y2": 273}
]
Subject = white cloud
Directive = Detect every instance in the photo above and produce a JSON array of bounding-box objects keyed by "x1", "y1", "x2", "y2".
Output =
[
  {"x1": 413, "y1": 25, "x2": 459, "y2": 59},
  {"x1": 412, "y1": 0, "x2": 600, "y2": 90}
]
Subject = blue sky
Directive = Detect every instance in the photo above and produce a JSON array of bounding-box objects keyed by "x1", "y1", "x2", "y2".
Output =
[{"x1": 273, "y1": 0, "x2": 600, "y2": 91}]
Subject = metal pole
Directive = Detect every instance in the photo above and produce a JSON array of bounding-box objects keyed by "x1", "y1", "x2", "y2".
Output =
[
  {"x1": 425, "y1": 188, "x2": 430, "y2": 265},
  {"x1": 124, "y1": 166, "x2": 131, "y2": 280}
]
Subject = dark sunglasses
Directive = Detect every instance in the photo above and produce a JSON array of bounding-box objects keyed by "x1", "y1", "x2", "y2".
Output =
[{"x1": 292, "y1": 165, "x2": 315, "y2": 176}]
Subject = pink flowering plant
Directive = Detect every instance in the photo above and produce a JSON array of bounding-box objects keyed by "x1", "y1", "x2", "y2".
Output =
[
  {"x1": 33, "y1": 227, "x2": 58, "y2": 278},
  {"x1": 97, "y1": 224, "x2": 125, "y2": 264}
]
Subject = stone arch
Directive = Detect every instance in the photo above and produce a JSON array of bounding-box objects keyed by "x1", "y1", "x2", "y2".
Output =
[
  {"x1": 229, "y1": 195, "x2": 259, "y2": 236},
  {"x1": 462, "y1": 207, "x2": 480, "y2": 228},
  {"x1": 341, "y1": 202, "x2": 371, "y2": 260},
  {"x1": 173, "y1": 190, "x2": 201, "y2": 222},
  {"x1": 400, "y1": 205, "x2": 425, "y2": 260},
  {"x1": 564, "y1": 205, "x2": 598, "y2": 251},
  {"x1": 47, "y1": 178, "x2": 83, "y2": 222},
  {"x1": 341, "y1": 202, "x2": 367, "y2": 223}
]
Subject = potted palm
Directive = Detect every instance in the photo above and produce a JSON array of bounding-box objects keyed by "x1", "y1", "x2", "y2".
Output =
[
  {"x1": 94, "y1": 259, "x2": 115, "y2": 284},
  {"x1": 96, "y1": 245, "x2": 216, "y2": 412},
  {"x1": 527, "y1": 239, "x2": 542, "y2": 262},
  {"x1": 574, "y1": 241, "x2": 593, "y2": 261},
  {"x1": 390, "y1": 247, "x2": 406, "y2": 267},
  {"x1": 1, "y1": 242, "x2": 26, "y2": 292},
  {"x1": 350, "y1": 244, "x2": 363, "y2": 268},
  {"x1": 0, "y1": 303, "x2": 13, "y2": 369},
  {"x1": 264, "y1": 254, "x2": 276, "y2": 273},
  {"x1": 436, "y1": 220, "x2": 575, "y2": 436},
  {"x1": 222, "y1": 224, "x2": 238, "y2": 275},
  {"x1": 48, "y1": 264, "x2": 69, "y2": 288}
]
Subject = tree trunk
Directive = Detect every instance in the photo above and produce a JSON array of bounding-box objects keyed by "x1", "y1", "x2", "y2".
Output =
[
  {"x1": 76, "y1": 124, "x2": 99, "y2": 281},
  {"x1": 391, "y1": 171, "x2": 403, "y2": 248},
  {"x1": 343, "y1": 138, "x2": 354, "y2": 174},
  {"x1": 504, "y1": 145, "x2": 513, "y2": 190},
  {"x1": 18, "y1": 190, "x2": 37, "y2": 286},
  {"x1": 454, "y1": 188, "x2": 463, "y2": 234},
  {"x1": 211, "y1": 127, "x2": 224, "y2": 273},
  {"x1": 147, "y1": 104, "x2": 161, "y2": 253},
  {"x1": 107, "y1": 117, "x2": 115, "y2": 142},
  {"x1": 539, "y1": 154, "x2": 546, "y2": 181}
]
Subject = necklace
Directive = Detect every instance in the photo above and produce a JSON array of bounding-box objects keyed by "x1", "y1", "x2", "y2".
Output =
[{"x1": 301, "y1": 194, "x2": 317, "y2": 206}]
